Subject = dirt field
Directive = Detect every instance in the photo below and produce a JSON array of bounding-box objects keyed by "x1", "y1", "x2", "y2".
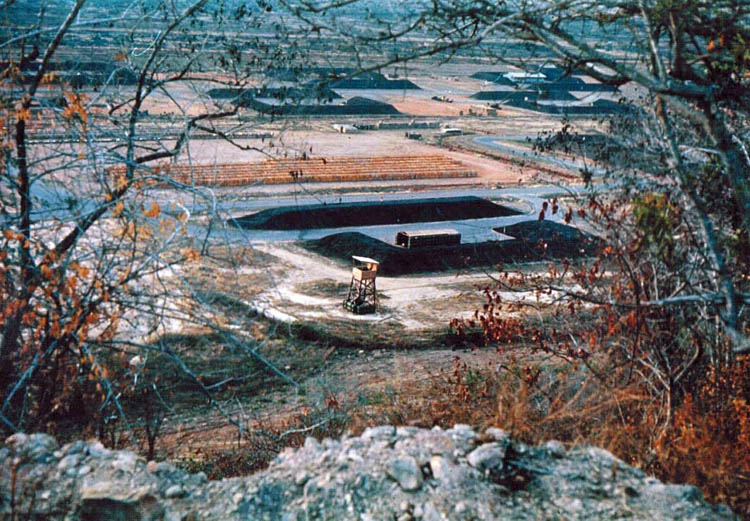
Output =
[
  {"x1": 252, "y1": 242, "x2": 489, "y2": 329},
  {"x1": 155, "y1": 239, "x2": 518, "y2": 459},
  {"x1": 160, "y1": 129, "x2": 562, "y2": 186}
]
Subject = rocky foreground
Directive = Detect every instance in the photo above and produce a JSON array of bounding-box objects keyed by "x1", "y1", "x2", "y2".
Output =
[{"x1": 0, "y1": 425, "x2": 738, "y2": 520}]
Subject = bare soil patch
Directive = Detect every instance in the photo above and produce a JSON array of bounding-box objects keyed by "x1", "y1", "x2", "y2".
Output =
[
  {"x1": 388, "y1": 97, "x2": 472, "y2": 116},
  {"x1": 294, "y1": 278, "x2": 350, "y2": 298}
]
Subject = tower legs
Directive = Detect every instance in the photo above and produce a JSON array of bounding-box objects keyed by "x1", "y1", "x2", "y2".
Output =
[{"x1": 343, "y1": 277, "x2": 377, "y2": 314}]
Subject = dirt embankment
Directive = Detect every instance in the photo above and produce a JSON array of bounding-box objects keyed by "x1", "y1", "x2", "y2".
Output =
[
  {"x1": 307, "y1": 220, "x2": 600, "y2": 276},
  {"x1": 232, "y1": 196, "x2": 519, "y2": 230}
]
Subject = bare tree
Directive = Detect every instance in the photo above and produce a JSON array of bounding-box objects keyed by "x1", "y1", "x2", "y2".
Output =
[{"x1": 0, "y1": 0, "x2": 298, "y2": 439}]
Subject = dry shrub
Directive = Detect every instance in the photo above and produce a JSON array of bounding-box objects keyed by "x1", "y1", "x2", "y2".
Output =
[
  {"x1": 174, "y1": 349, "x2": 749, "y2": 517},
  {"x1": 654, "y1": 356, "x2": 750, "y2": 517},
  {"x1": 178, "y1": 440, "x2": 278, "y2": 479},
  {"x1": 346, "y1": 352, "x2": 750, "y2": 518},
  {"x1": 344, "y1": 356, "x2": 501, "y2": 433},
  {"x1": 489, "y1": 358, "x2": 750, "y2": 518},
  {"x1": 176, "y1": 408, "x2": 348, "y2": 480}
]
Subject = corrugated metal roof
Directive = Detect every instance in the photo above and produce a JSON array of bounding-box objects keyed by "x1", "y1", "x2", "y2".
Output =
[{"x1": 352, "y1": 255, "x2": 379, "y2": 265}]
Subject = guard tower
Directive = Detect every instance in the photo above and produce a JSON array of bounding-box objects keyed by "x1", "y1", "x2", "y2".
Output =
[{"x1": 343, "y1": 256, "x2": 379, "y2": 314}]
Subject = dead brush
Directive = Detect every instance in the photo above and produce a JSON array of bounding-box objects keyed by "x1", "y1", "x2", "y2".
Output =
[
  {"x1": 653, "y1": 356, "x2": 750, "y2": 518},
  {"x1": 176, "y1": 404, "x2": 350, "y2": 480},
  {"x1": 343, "y1": 356, "x2": 500, "y2": 432},
  {"x1": 480, "y1": 359, "x2": 654, "y2": 454},
  {"x1": 371, "y1": 353, "x2": 750, "y2": 519},
  {"x1": 172, "y1": 348, "x2": 750, "y2": 518}
]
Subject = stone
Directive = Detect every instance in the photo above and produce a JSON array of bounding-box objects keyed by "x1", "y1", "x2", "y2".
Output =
[
  {"x1": 362, "y1": 425, "x2": 396, "y2": 441},
  {"x1": 27, "y1": 433, "x2": 59, "y2": 459},
  {"x1": 428, "y1": 454, "x2": 478, "y2": 489},
  {"x1": 396, "y1": 426, "x2": 419, "y2": 439},
  {"x1": 165, "y1": 485, "x2": 186, "y2": 499},
  {"x1": 645, "y1": 482, "x2": 703, "y2": 502},
  {"x1": 544, "y1": 440, "x2": 566, "y2": 458},
  {"x1": 421, "y1": 501, "x2": 444, "y2": 521},
  {"x1": 346, "y1": 448, "x2": 363, "y2": 462},
  {"x1": 86, "y1": 440, "x2": 110, "y2": 458},
  {"x1": 157, "y1": 462, "x2": 175, "y2": 473},
  {"x1": 278, "y1": 446, "x2": 295, "y2": 460},
  {"x1": 165, "y1": 511, "x2": 186, "y2": 521},
  {"x1": 386, "y1": 456, "x2": 423, "y2": 492},
  {"x1": 80, "y1": 484, "x2": 164, "y2": 521},
  {"x1": 64, "y1": 440, "x2": 87, "y2": 456},
  {"x1": 190, "y1": 472, "x2": 207, "y2": 485},
  {"x1": 6, "y1": 432, "x2": 29, "y2": 447},
  {"x1": 452, "y1": 424, "x2": 475, "y2": 434},
  {"x1": 448, "y1": 425, "x2": 477, "y2": 455},
  {"x1": 6, "y1": 433, "x2": 57, "y2": 463},
  {"x1": 111, "y1": 451, "x2": 140, "y2": 473},
  {"x1": 322, "y1": 438, "x2": 339, "y2": 450},
  {"x1": 57, "y1": 454, "x2": 81, "y2": 471},
  {"x1": 429, "y1": 456, "x2": 451, "y2": 482},
  {"x1": 467, "y1": 443, "x2": 506, "y2": 473},
  {"x1": 484, "y1": 427, "x2": 510, "y2": 442},
  {"x1": 294, "y1": 471, "x2": 310, "y2": 486}
]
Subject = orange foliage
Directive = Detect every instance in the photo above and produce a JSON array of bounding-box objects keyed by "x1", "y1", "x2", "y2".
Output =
[
  {"x1": 655, "y1": 357, "x2": 750, "y2": 516},
  {"x1": 15, "y1": 108, "x2": 30, "y2": 122},
  {"x1": 0, "y1": 228, "x2": 132, "y2": 437},
  {"x1": 143, "y1": 202, "x2": 161, "y2": 218},
  {"x1": 61, "y1": 93, "x2": 89, "y2": 128}
]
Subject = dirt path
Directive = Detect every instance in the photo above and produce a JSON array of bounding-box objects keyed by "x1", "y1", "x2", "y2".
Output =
[{"x1": 250, "y1": 242, "x2": 493, "y2": 331}]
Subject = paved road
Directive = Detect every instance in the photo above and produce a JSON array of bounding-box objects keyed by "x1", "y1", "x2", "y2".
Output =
[{"x1": 473, "y1": 135, "x2": 607, "y2": 177}]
